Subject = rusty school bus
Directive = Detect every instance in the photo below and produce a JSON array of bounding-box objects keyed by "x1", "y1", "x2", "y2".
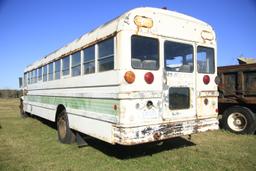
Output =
[
  {"x1": 20, "y1": 7, "x2": 219, "y2": 145},
  {"x1": 218, "y1": 64, "x2": 256, "y2": 134}
]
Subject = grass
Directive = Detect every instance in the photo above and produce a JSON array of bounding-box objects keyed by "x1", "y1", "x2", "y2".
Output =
[{"x1": 0, "y1": 98, "x2": 256, "y2": 171}]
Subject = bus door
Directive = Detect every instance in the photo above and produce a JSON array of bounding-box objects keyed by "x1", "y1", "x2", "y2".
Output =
[
  {"x1": 196, "y1": 46, "x2": 218, "y2": 119},
  {"x1": 162, "y1": 41, "x2": 197, "y2": 121}
]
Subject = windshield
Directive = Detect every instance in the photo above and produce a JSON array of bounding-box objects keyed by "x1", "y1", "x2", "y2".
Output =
[
  {"x1": 131, "y1": 35, "x2": 159, "y2": 70},
  {"x1": 164, "y1": 41, "x2": 194, "y2": 73},
  {"x1": 197, "y1": 46, "x2": 215, "y2": 74}
]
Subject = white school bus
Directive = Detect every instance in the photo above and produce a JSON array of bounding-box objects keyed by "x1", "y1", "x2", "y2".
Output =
[{"x1": 20, "y1": 7, "x2": 219, "y2": 145}]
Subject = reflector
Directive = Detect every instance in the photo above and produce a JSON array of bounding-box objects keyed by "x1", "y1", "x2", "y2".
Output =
[{"x1": 124, "y1": 71, "x2": 135, "y2": 84}]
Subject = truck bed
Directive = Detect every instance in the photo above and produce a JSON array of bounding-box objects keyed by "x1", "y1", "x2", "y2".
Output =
[{"x1": 218, "y1": 63, "x2": 256, "y2": 104}]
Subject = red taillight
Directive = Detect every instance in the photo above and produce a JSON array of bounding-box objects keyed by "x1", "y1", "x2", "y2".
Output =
[
  {"x1": 215, "y1": 108, "x2": 219, "y2": 113},
  {"x1": 124, "y1": 71, "x2": 135, "y2": 84},
  {"x1": 144, "y1": 72, "x2": 154, "y2": 84},
  {"x1": 203, "y1": 75, "x2": 210, "y2": 85}
]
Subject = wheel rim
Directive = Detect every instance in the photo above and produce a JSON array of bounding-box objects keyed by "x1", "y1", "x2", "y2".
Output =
[
  {"x1": 58, "y1": 116, "x2": 67, "y2": 139},
  {"x1": 227, "y1": 112, "x2": 248, "y2": 132}
]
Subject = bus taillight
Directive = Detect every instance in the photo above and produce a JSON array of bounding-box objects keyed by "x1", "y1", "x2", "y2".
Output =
[
  {"x1": 144, "y1": 72, "x2": 154, "y2": 84},
  {"x1": 124, "y1": 71, "x2": 135, "y2": 84},
  {"x1": 203, "y1": 75, "x2": 210, "y2": 85}
]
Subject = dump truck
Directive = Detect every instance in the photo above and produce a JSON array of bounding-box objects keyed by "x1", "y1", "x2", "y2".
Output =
[{"x1": 218, "y1": 63, "x2": 256, "y2": 134}]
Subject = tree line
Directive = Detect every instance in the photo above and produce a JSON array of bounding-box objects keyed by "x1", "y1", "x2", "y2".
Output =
[{"x1": 0, "y1": 89, "x2": 22, "y2": 98}]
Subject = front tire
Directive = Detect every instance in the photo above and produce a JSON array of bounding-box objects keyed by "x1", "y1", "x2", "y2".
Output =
[
  {"x1": 19, "y1": 99, "x2": 28, "y2": 118},
  {"x1": 221, "y1": 106, "x2": 256, "y2": 134},
  {"x1": 57, "y1": 110, "x2": 75, "y2": 144}
]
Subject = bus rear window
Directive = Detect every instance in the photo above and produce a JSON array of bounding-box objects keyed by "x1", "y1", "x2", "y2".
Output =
[
  {"x1": 197, "y1": 46, "x2": 215, "y2": 74},
  {"x1": 164, "y1": 41, "x2": 193, "y2": 73},
  {"x1": 131, "y1": 35, "x2": 159, "y2": 70}
]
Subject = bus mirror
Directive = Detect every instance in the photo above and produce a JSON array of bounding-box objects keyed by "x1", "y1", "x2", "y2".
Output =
[{"x1": 19, "y1": 77, "x2": 23, "y2": 88}]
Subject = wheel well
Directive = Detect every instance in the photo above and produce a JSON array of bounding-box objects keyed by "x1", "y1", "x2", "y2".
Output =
[
  {"x1": 218, "y1": 103, "x2": 256, "y2": 115},
  {"x1": 218, "y1": 103, "x2": 233, "y2": 115},
  {"x1": 55, "y1": 104, "x2": 66, "y2": 122}
]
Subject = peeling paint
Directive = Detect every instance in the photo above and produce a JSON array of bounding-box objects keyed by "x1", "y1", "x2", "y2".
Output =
[{"x1": 114, "y1": 118, "x2": 218, "y2": 145}]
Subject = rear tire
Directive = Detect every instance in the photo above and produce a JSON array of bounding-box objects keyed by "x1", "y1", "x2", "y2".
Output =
[
  {"x1": 221, "y1": 106, "x2": 256, "y2": 134},
  {"x1": 57, "y1": 110, "x2": 76, "y2": 144}
]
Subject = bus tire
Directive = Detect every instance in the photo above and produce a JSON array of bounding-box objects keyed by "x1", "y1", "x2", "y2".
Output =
[
  {"x1": 221, "y1": 106, "x2": 256, "y2": 134},
  {"x1": 57, "y1": 110, "x2": 76, "y2": 144}
]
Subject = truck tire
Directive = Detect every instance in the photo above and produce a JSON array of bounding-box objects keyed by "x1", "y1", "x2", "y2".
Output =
[
  {"x1": 221, "y1": 106, "x2": 256, "y2": 134},
  {"x1": 57, "y1": 110, "x2": 76, "y2": 144}
]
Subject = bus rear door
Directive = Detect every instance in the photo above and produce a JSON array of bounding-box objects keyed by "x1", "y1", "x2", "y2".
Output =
[{"x1": 162, "y1": 41, "x2": 197, "y2": 122}]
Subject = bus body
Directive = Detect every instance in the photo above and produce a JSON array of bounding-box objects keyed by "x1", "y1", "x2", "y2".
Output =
[{"x1": 21, "y1": 7, "x2": 219, "y2": 145}]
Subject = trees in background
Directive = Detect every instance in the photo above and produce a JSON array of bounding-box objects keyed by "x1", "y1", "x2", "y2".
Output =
[{"x1": 0, "y1": 90, "x2": 22, "y2": 98}]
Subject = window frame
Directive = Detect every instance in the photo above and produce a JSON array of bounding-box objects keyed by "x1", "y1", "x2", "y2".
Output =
[
  {"x1": 24, "y1": 73, "x2": 28, "y2": 86},
  {"x1": 43, "y1": 65, "x2": 48, "y2": 82},
  {"x1": 97, "y1": 37, "x2": 115, "y2": 72},
  {"x1": 38, "y1": 67, "x2": 42, "y2": 81},
  {"x1": 62, "y1": 55, "x2": 70, "y2": 77},
  {"x1": 83, "y1": 45, "x2": 95, "y2": 75},
  {"x1": 169, "y1": 87, "x2": 190, "y2": 110},
  {"x1": 164, "y1": 40, "x2": 194, "y2": 73},
  {"x1": 34, "y1": 69, "x2": 37, "y2": 83},
  {"x1": 48, "y1": 62, "x2": 54, "y2": 81},
  {"x1": 27, "y1": 72, "x2": 30, "y2": 85},
  {"x1": 131, "y1": 35, "x2": 160, "y2": 71},
  {"x1": 196, "y1": 46, "x2": 215, "y2": 74},
  {"x1": 54, "y1": 60, "x2": 61, "y2": 80},
  {"x1": 31, "y1": 70, "x2": 35, "y2": 84},
  {"x1": 71, "y1": 51, "x2": 81, "y2": 77}
]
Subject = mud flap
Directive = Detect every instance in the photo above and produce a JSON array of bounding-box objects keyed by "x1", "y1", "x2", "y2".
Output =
[{"x1": 76, "y1": 132, "x2": 88, "y2": 148}]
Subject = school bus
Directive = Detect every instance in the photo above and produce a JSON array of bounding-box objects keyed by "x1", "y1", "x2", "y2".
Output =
[{"x1": 20, "y1": 7, "x2": 219, "y2": 145}]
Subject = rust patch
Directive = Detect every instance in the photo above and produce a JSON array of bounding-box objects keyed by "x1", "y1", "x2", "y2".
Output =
[
  {"x1": 153, "y1": 132, "x2": 161, "y2": 140},
  {"x1": 114, "y1": 118, "x2": 218, "y2": 145}
]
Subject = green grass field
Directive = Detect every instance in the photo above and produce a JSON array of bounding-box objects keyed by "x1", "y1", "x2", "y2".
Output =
[{"x1": 0, "y1": 99, "x2": 255, "y2": 171}]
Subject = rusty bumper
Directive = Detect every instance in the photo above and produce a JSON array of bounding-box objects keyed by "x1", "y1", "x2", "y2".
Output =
[{"x1": 113, "y1": 118, "x2": 219, "y2": 145}]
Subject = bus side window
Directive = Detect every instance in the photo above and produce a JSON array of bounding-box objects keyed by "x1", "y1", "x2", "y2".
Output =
[
  {"x1": 98, "y1": 37, "x2": 114, "y2": 72},
  {"x1": 48, "y1": 63, "x2": 54, "y2": 81},
  {"x1": 24, "y1": 73, "x2": 27, "y2": 86},
  {"x1": 83, "y1": 45, "x2": 95, "y2": 74},
  {"x1": 38, "y1": 67, "x2": 42, "y2": 81},
  {"x1": 34, "y1": 69, "x2": 37, "y2": 83},
  {"x1": 62, "y1": 56, "x2": 70, "y2": 76},
  {"x1": 72, "y1": 51, "x2": 81, "y2": 77},
  {"x1": 55, "y1": 60, "x2": 61, "y2": 80},
  {"x1": 43, "y1": 65, "x2": 48, "y2": 82},
  {"x1": 27, "y1": 72, "x2": 30, "y2": 84}
]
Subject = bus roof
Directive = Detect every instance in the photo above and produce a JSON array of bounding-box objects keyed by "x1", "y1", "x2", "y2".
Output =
[{"x1": 25, "y1": 7, "x2": 215, "y2": 72}]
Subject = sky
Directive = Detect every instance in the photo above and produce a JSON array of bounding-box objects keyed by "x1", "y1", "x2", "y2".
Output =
[{"x1": 0, "y1": 0, "x2": 256, "y2": 89}]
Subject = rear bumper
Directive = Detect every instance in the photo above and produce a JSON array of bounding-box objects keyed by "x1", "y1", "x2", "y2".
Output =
[{"x1": 113, "y1": 118, "x2": 219, "y2": 145}]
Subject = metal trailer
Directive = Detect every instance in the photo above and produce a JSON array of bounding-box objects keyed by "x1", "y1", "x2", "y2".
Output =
[{"x1": 218, "y1": 63, "x2": 256, "y2": 134}]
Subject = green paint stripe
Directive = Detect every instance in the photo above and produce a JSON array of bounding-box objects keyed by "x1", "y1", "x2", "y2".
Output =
[{"x1": 24, "y1": 95, "x2": 119, "y2": 116}]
